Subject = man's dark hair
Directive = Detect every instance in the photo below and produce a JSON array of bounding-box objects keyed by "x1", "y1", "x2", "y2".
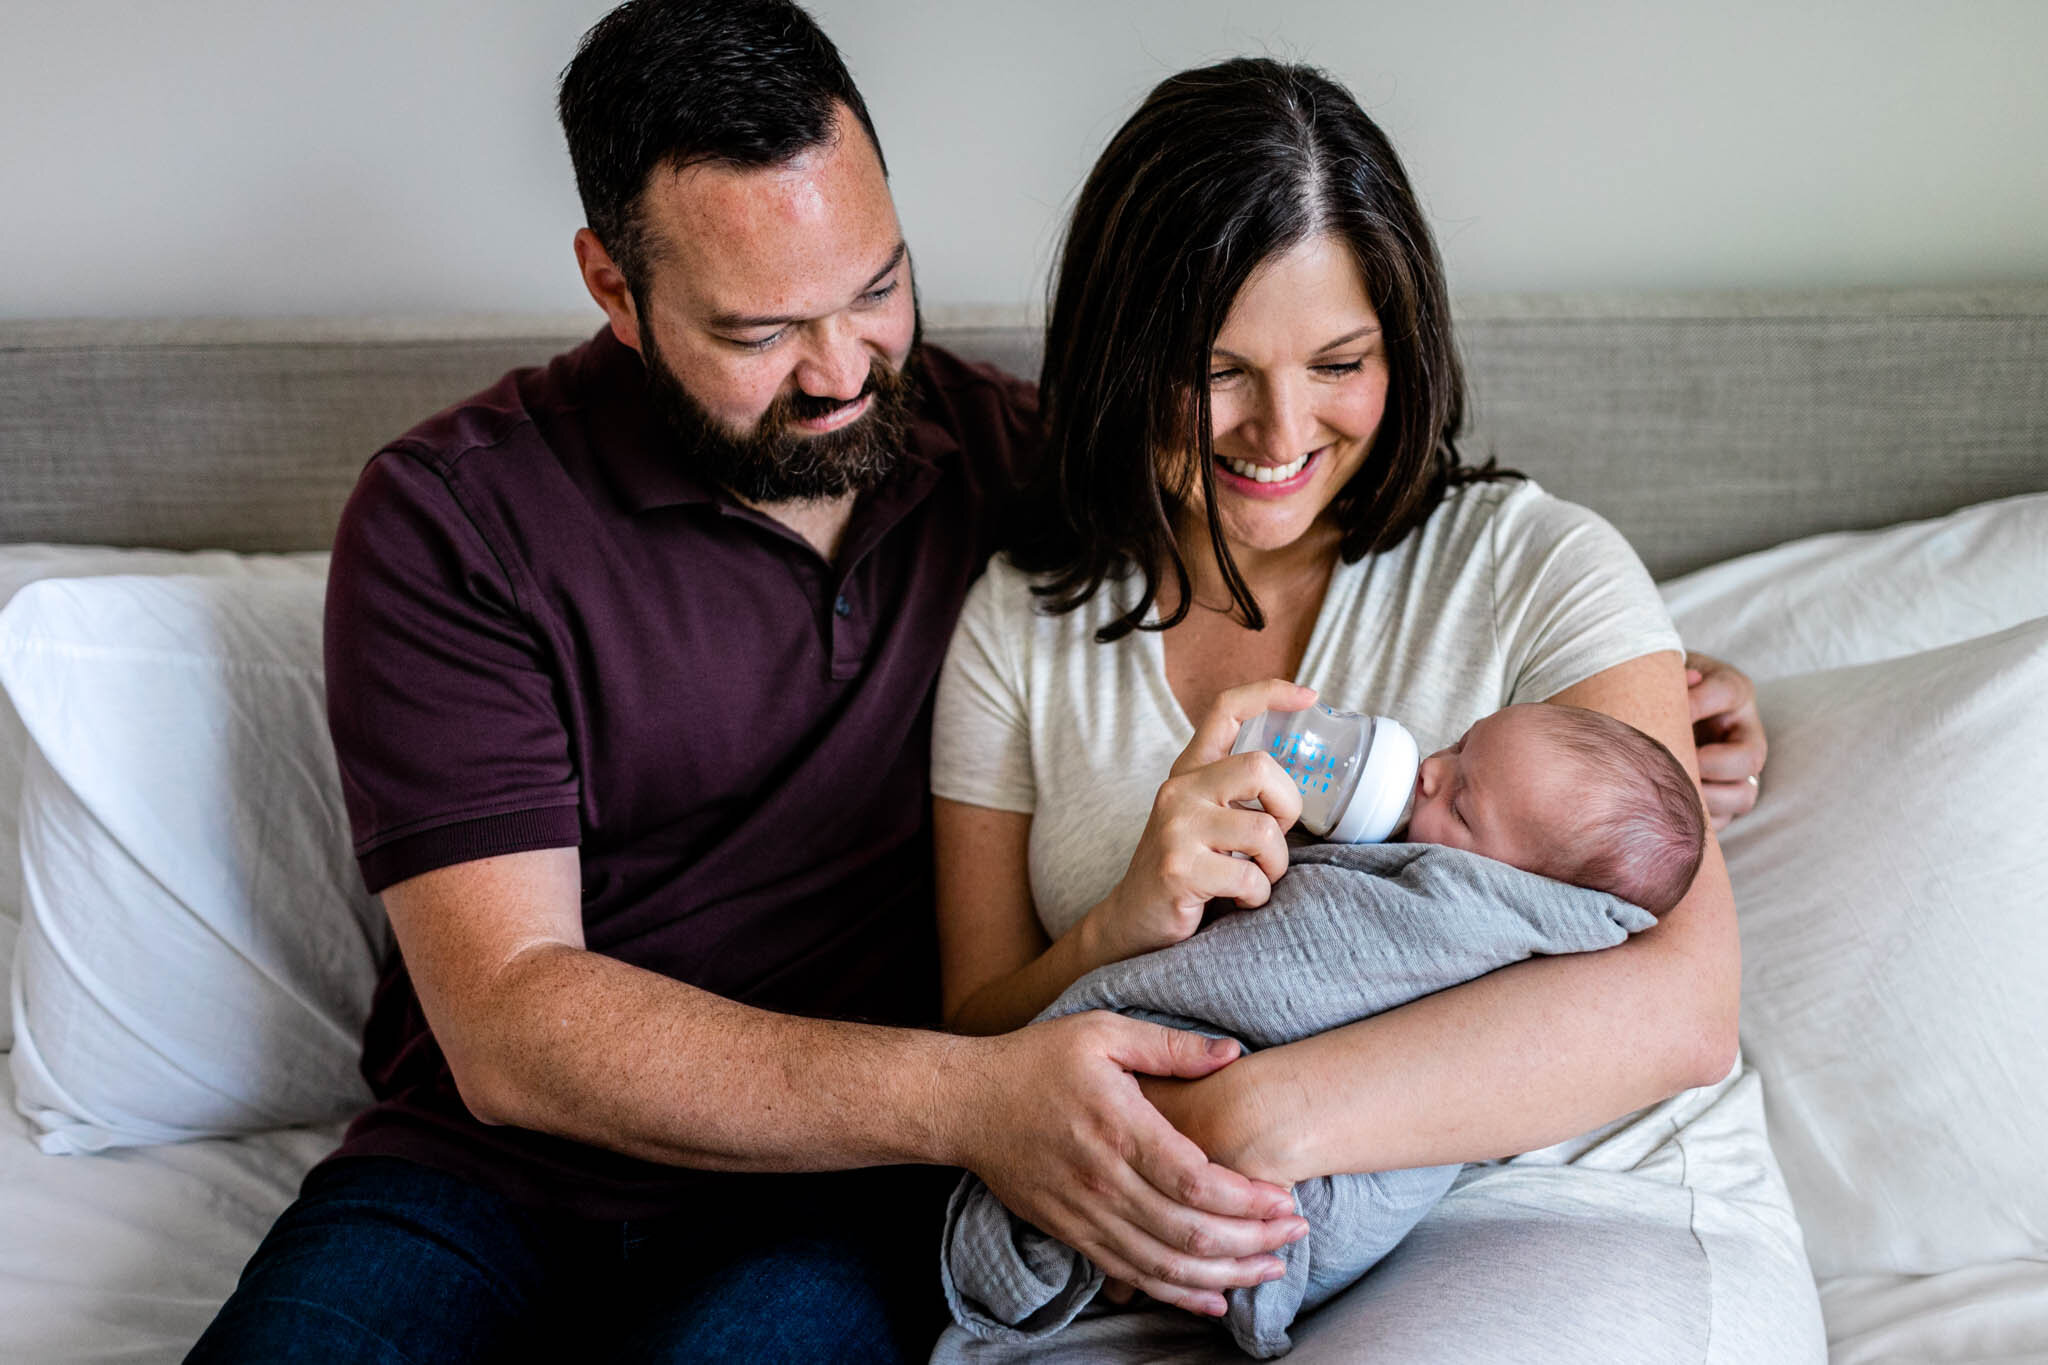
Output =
[
  {"x1": 557, "y1": 0, "x2": 885, "y2": 293},
  {"x1": 1015, "y1": 57, "x2": 1512, "y2": 642}
]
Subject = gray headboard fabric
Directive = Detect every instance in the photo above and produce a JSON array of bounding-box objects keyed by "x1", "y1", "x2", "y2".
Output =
[{"x1": 3, "y1": 288, "x2": 2044, "y2": 579}]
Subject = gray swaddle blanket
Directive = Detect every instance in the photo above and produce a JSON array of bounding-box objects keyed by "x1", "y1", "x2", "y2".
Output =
[{"x1": 940, "y1": 843, "x2": 1657, "y2": 1359}]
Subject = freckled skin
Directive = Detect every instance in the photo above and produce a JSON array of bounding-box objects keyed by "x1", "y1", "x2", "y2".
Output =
[{"x1": 619, "y1": 107, "x2": 916, "y2": 437}]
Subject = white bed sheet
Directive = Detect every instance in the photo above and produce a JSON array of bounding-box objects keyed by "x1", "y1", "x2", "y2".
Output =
[
  {"x1": 0, "y1": 1063, "x2": 340, "y2": 1364},
  {"x1": 9, "y1": 492, "x2": 2048, "y2": 1359},
  {"x1": 1821, "y1": 1259, "x2": 2048, "y2": 1364},
  {"x1": 8, "y1": 1051, "x2": 2047, "y2": 1365}
]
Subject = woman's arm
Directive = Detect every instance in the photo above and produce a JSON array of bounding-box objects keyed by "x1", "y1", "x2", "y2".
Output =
[
  {"x1": 936, "y1": 798, "x2": 1106, "y2": 1033},
  {"x1": 1143, "y1": 649, "x2": 1740, "y2": 1185},
  {"x1": 938, "y1": 679, "x2": 1314, "y2": 1036}
]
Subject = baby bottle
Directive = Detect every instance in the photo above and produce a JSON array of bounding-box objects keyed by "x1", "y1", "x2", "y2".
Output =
[{"x1": 1231, "y1": 702, "x2": 1420, "y2": 843}]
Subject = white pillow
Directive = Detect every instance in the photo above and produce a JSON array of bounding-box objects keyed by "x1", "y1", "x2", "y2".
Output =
[
  {"x1": 0, "y1": 574, "x2": 386, "y2": 1152},
  {"x1": 1660, "y1": 491, "x2": 2048, "y2": 682},
  {"x1": 0, "y1": 545, "x2": 327, "y2": 1053},
  {"x1": 1723, "y1": 616, "x2": 2048, "y2": 1277}
]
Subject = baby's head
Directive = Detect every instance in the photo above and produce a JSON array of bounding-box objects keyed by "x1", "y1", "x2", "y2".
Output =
[{"x1": 1403, "y1": 703, "x2": 1706, "y2": 916}]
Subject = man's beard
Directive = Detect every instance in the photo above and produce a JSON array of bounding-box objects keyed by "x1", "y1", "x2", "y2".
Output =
[{"x1": 640, "y1": 321, "x2": 921, "y2": 505}]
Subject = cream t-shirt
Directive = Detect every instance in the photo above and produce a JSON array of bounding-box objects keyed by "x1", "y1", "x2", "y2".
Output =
[{"x1": 931, "y1": 478, "x2": 1684, "y2": 938}]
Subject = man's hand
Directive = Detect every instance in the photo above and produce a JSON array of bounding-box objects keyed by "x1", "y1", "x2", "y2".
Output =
[
  {"x1": 944, "y1": 1012, "x2": 1307, "y2": 1318},
  {"x1": 1106, "y1": 1062, "x2": 1304, "y2": 1312},
  {"x1": 1685, "y1": 650, "x2": 1767, "y2": 830}
]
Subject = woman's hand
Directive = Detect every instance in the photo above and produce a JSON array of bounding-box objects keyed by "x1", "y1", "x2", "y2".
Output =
[
  {"x1": 1684, "y1": 651, "x2": 1768, "y2": 830},
  {"x1": 1087, "y1": 680, "x2": 1315, "y2": 964}
]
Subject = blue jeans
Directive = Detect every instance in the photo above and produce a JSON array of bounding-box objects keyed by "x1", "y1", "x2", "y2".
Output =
[{"x1": 185, "y1": 1157, "x2": 936, "y2": 1364}]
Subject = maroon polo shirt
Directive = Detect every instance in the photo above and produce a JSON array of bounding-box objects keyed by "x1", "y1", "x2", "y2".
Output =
[{"x1": 320, "y1": 327, "x2": 1034, "y2": 1219}]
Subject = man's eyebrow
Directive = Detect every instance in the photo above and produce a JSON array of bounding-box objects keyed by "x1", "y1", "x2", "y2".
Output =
[
  {"x1": 859, "y1": 240, "x2": 909, "y2": 293},
  {"x1": 1209, "y1": 324, "x2": 1382, "y2": 364},
  {"x1": 707, "y1": 241, "x2": 907, "y2": 332}
]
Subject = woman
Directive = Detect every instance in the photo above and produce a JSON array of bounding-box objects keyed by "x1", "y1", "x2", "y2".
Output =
[{"x1": 929, "y1": 59, "x2": 1823, "y2": 1361}]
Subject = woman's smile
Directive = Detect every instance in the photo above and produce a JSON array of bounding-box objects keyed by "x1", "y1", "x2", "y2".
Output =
[{"x1": 1214, "y1": 446, "x2": 1325, "y2": 497}]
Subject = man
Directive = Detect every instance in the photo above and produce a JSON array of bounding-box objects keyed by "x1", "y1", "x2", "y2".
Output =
[{"x1": 186, "y1": 3, "x2": 1309, "y2": 1360}]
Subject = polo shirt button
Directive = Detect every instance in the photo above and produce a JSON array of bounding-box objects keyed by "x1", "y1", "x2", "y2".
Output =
[{"x1": 833, "y1": 594, "x2": 853, "y2": 618}]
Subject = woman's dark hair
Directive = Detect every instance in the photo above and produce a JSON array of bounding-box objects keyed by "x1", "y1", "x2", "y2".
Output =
[
  {"x1": 1017, "y1": 57, "x2": 1509, "y2": 641},
  {"x1": 556, "y1": 0, "x2": 884, "y2": 293}
]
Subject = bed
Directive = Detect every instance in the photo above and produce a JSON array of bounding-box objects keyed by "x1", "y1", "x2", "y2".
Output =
[{"x1": 2, "y1": 288, "x2": 2044, "y2": 1362}]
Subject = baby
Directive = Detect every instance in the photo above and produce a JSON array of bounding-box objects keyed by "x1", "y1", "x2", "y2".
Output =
[
  {"x1": 944, "y1": 702, "x2": 1711, "y2": 1357},
  {"x1": 1395, "y1": 701, "x2": 1706, "y2": 916}
]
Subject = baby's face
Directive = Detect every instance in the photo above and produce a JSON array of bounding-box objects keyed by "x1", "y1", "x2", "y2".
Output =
[{"x1": 1402, "y1": 706, "x2": 1576, "y2": 871}]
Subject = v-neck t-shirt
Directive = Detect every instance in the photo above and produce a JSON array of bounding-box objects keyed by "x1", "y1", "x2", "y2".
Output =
[{"x1": 930, "y1": 478, "x2": 1683, "y2": 939}]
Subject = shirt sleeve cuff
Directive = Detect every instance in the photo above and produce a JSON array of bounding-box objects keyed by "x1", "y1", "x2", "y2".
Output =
[{"x1": 356, "y1": 804, "x2": 582, "y2": 895}]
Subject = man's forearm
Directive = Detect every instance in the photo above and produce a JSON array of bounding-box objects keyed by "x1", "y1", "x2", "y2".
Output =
[
  {"x1": 376, "y1": 834, "x2": 1307, "y2": 1309},
  {"x1": 463, "y1": 942, "x2": 971, "y2": 1172}
]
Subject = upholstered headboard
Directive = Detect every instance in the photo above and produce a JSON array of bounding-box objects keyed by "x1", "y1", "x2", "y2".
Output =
[{"x1": 4, "y1": 288, "x2": 2044, "y2": 578}]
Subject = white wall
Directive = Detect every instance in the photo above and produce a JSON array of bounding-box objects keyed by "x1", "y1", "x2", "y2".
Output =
[{"x1": 4, "y1": 1, "x2": 2043, "y2": 320}]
